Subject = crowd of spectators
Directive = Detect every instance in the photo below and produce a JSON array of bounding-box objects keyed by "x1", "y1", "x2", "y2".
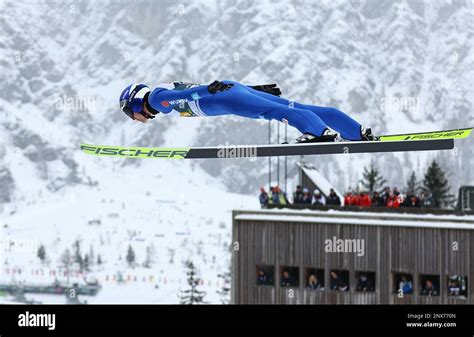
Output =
[
  {"x1": 259, "y1": 186, "x2": 289, "y2": 206},
  {"x1": 343, "y1": 186, "x2": 439, "y2": 209},
  {"x1": 259, "y1": 184, "x2": 440, "y2": 209},
  {"x1": 259, "y1": 185, "x2": 342, "y2": 207}
]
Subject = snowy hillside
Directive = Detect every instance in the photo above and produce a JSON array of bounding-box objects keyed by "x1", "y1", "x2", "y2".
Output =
[{"x1": 0, "y1": 0, "x2": 473, "y2": 303}]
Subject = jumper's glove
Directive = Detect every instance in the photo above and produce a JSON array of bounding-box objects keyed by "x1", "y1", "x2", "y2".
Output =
[
  {"x1": 251, "y1": 84, "x2": 281, "y2": 97},
  {"x1": 207, "y1": 80, "x2": 234, "y2": 94}
]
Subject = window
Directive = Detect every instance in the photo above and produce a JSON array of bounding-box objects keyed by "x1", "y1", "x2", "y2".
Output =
[
  {"x1": 420, "y1": 274, "x2": 440, "y2": 296},
  {"x1": 393, "y1": 272, "x2": 413, "y2": 294},
  {"x1": 256, "y1": 265, "x2": 274, "y2": 286},
  {"x1": 447, "y1": 275, "x2": 468, "y2": 298},
  {"x1": 280, "y1": 266, "x2": 299, "y2": 287},
  {"x1": 355, "y1": 271, "x2": 375, "y2": 292},
  {"x1": 305, "y1": 268, "x2": 324, "y2": 290},
  {"x1": 329, "y1": 269, "x2": 349, "y2": 291}
]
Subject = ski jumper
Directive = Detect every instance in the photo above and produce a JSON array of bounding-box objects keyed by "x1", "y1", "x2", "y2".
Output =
[{"x1": 147, "y1": 80, "x2": 363, "y2": 140}]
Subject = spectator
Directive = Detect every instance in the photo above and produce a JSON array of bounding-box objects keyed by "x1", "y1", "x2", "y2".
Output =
[
  {"x1": 448, "y1": 278, "x2": 460, "y2": 297},
  {"x1": 312, "y1": 189, "x2": 326, "y2": 206},
  {"x1": 257, "y1": 268, "x2": 273, "y2": 285},
  {"x1": 421, "y1": 279, "x2": 438, "y2": 296},
  {"x1": 344, "y1": 190, "x2": 352, "y2": 206},
  {"x1": 386, "y1": 192, "x2": 401, "y2": 208},
  {"x1": 280, "y1": 270, "x2": 292, "y2": 287},
  {"x1": 359, "y1": 191, "x2": 371, "y2": 207},
  {"x1": 308, "y1": 274, "x2": 323, "y2": 290},
  {"x1": 293, "y1": 185, "x2": 304, "y2": 204},
  {"x1": 421, "y1": 190, "x2": 439, "y2": 209},
  {"x1": 344, "y1": 189, "x2": 360, "y2": 206},
  {"x1": 330, "y1": 271, "x2": 348, "y2": 291},
  {"x1": 356, "y1": 273, "x2": 374, "y2": 292},
  {"x1": 258, "y1": 187, "x2": 269, "y2": 207},
  {"x1": 269, "y1": 186, "x2": 287, "y2": 205},
  {"x1": 393, "y1": 187, "x2": 400, "y2": 197},
  {"x1": 350, "y1": 192, "x2": 360, "y2": 206},
  {"x1": 399, "y1": 276, "x2": 413, "y2": 294},
  {"x1": 402, "y1": 191, "x2": 420, "y2": 207},
  {"x1": 326, "y1": 188, "x2": 341, "y2": 206},
  {"x1": 276, "y1": 186, "x2": 289, "y2": 205},
  {"x1": 380, "y1": 186, "x2": 391, "y2": 206},
  {"x1": 302, "y1": 188, "x2": 312, "y2": 204},
  {"x1": 371, "y1": 191, "x2": 383, "y2": 206}
]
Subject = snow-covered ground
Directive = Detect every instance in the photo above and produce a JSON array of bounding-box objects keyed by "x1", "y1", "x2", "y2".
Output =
[{"x1": 0, "y1": 158, "x2": 258, "y2": 304}]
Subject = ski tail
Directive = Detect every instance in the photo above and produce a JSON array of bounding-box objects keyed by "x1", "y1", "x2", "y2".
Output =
[{"x1": 379, "y1": 127, "x2": 473, "y2": 142}]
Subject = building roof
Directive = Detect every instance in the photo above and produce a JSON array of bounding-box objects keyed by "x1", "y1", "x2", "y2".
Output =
[{"x1": 234, "y1": 209, "x2": 474, "y2": 230}]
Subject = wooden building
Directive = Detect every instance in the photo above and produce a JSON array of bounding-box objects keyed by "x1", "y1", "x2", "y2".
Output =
[{"x1": 231, "y1": 209, "x2": 474, "y2": 304}]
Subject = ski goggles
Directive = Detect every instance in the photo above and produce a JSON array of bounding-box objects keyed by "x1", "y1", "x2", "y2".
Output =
[{"x1": 120, "y1": 99, "x2": 135, "y2": 120}]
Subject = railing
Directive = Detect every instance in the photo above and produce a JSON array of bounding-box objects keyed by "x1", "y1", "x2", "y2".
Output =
[{"x1": 264, "y1": 204, "x2": 474, "y2": 216}]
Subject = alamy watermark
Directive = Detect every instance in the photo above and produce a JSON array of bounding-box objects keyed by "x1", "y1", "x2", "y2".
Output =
[
  {"x1": 56, "y1": 95, "x2": 96, "y2": 113},
  {"x1": 380, "y1": 96, "x2": 420, "y2": 114},
  {"x1": 18, "y1": 311, "x2": 55, "y2": 331},
  {"x1": 217, "y1": 142, "x2": 257, "y2": 160},
  {"x1": 325, "y1": 236, "x2": 365, "y2": 257}
]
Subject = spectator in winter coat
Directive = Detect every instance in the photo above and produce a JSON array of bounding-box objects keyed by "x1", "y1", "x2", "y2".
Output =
[
  {"x1": 421, "y1": 190, "x2": 439, "y2": 209},
  {"x1": 257, "y1": 268, "x2": 273, "y2": 285},
  {"x1": 356, "y1": 273, "x2": 374, "y2": 292},
  {"x1": 330, "y1": 271, "x2": 348, "y2": 291},
  {"x1": 371, "y1": 191, "x2": 383, "y2": 206},
  {"x1": 302, "y1": 188, "x2": 312, "y2": 204},
  {"x1": 308, "y1": 274, "x2": 324, "y2": 290},
  {"x1": 402, "y1": 191, "x2": 420, "y2": 207},
  {"x1": 359, "y1": 192, "x2": 371, "y2": 207},
  {"x1": 270, "y1": 186, "x2": 288, "y2": 205},
  {"x1": 312, "y1": 189, "x2": 326, "y2": 206},
  {"x1": 293, "y1": 185, "x2": 304, "y2": 204},
  {"x1": 393, "y1": 187, "x2": 400, "y2": 197},
  {"x1": 350, "y1": 193, "x2": 360, "y2": 206},
  {"x1": 386, "y1": 192, "x2": 401, "y2": 208},
  {"x1": 380, "y1": 186, "x2": 391, "y2": 206},
  {"x1": 280, "y1": 270, "x2": 292, "y2": 287},
  {"x1": 258, "y1": 187, "x2": 269, "y2": 207},
  {"x1": 421, "y1": 279, "x2": 438, "y2": 296},
  {"x1": 344, "y1": 191, "x2": 352, "y2": 206},
  {"x1": 399, "y1": 276, "x2": 413, "y2": 294},
  {"x1": 326, "y1": 188, "x2": 342, "y2": 206}
]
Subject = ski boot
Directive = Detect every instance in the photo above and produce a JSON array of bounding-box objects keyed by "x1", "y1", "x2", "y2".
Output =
[
  {"x1": 295, "y1": 129, "x2": 339, "y2": 143},
  {"x1": 360, "y1": 127, "x2": 379, "y2": 141}
]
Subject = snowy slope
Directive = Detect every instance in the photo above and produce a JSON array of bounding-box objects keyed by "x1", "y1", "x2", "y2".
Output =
[{"x1": 0, "y1": 0, "x2": 473, "y2": 303}]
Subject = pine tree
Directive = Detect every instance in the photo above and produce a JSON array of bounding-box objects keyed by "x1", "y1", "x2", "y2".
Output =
[
  {"x1": 143, "y1": 244, "x2": 155, "y2": 268},
  {"x1": 361, "y1": 161, "x2": 387, "y2": 193},
  {"x1": 179, "y1": 260, "x2": 207, "y2": 304},
  {"x1": 73, "y1": 239, "x2": 83, "y2": 271},
  {"x1": 423, "y1": 160, "x2": 452, "y2": 207},
  {"x1": 217, "y1": 270, "x2": 231, "y2": 304},
  {"x1": 60, "y1": 249, "x2": 72, "y2": 269},
  {"x1": 97, "y1": 254, "x2": 102, "y2": 265},
  {"x1": 60, "y1": 249, "x2": 72, "y2": 284},
  {"x1": 406, "y1": 171, "x2": 418, "y2": 193},
  {"x1": 88, "y1": 245, "x2": 95, "y2": 268},
  {"x1": 126, "y1": 245, "x2": 135, "y2": 267},
  {"x1": 37, "y1": 244, "x2": 46, "y2": 263},
  {"x1": 83, "y1": 254, "x2": 90, "y2": 272}
]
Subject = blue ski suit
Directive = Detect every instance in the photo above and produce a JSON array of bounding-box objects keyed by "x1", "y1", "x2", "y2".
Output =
[{"x1": 147, "y1": 80, "x2": 362, "y2": 140}]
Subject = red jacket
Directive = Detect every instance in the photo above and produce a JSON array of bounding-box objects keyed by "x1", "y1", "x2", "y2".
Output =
[
  {"x1": 386, "y1": 195, "x2": 400, "y2": 208},
  {"x1": 359, "y1": 194, "x2": 372, "y2": 207}
]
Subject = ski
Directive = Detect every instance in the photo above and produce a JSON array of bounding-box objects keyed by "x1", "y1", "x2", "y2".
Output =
[
  {"x1": 80, "y1": 128, "x2": 470, "y2": 160},
  {"x1": 379, "y1": 127, "x2": 472, "y2": 141}
]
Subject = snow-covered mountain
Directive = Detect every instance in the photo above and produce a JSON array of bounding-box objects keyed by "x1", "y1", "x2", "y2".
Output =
[{"x1": 0, "y1": 0, "x2": 473, "y2": 303}]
